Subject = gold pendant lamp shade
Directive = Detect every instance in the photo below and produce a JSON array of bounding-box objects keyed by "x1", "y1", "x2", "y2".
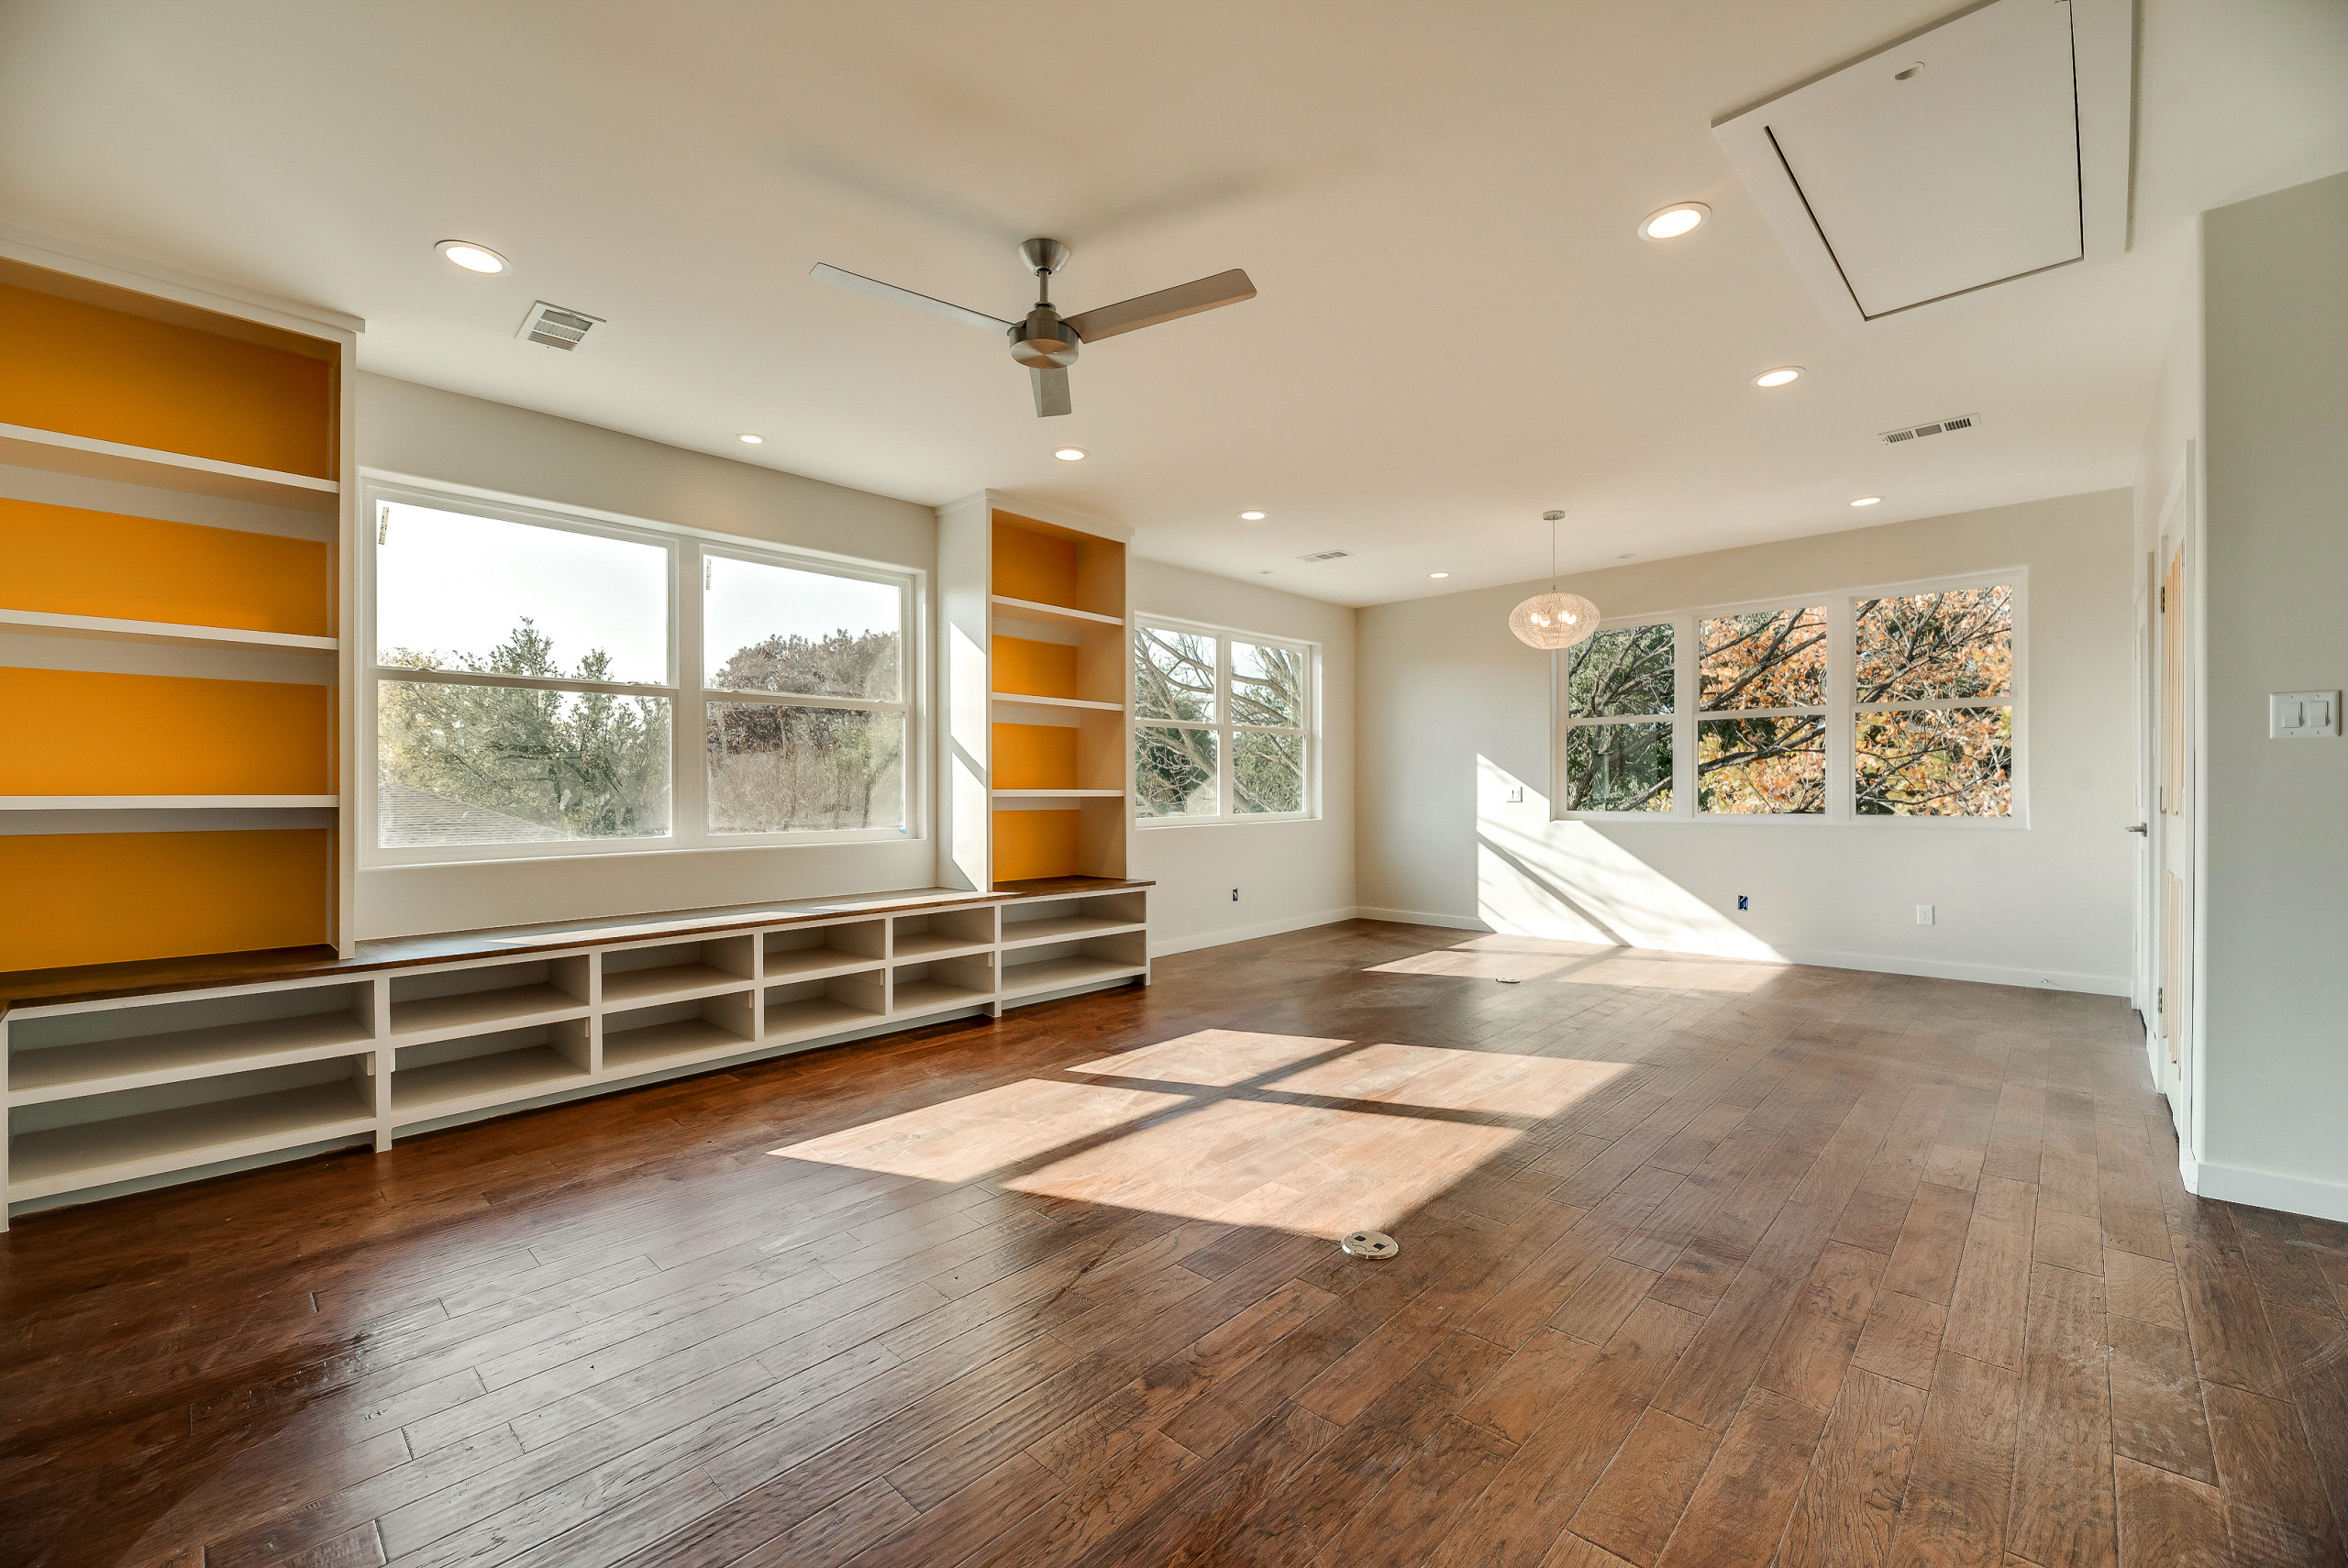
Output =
[
  {"x1": 1509, "y1": 590, "x2": 1600, "y2": 649},
  {"x1": 1509, "y1": 510, "x2": 1600, "y2": 650}
]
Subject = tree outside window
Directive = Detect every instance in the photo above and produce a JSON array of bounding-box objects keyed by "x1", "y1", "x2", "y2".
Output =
[{"x1": 1134, "y1": 621, "x2": 1312, "y2": 823}]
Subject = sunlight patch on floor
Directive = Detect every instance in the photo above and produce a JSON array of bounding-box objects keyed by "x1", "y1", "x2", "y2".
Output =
[
  {"x1": 1369, "y1": 934, "x2": 1789, "y2": 994},
  {"x1": 768, "y1": 1028, "x2": 1631, "y2": 1236}
]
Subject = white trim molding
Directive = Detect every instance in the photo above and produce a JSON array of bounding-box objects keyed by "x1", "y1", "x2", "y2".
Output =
[{"x1": 2183, "y1": 1156, "x2": 2348, "y2": 1226}]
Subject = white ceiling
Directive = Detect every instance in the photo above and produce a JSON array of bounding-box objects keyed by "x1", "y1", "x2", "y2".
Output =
[{"x1": 2, "y1": 0, "x2": 2344, "y2": 606}]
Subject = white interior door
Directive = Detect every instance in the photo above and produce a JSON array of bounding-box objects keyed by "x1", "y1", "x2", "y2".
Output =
[{"x1": 2154, "y1": 469, "x2": 2196, "y2": 1147}]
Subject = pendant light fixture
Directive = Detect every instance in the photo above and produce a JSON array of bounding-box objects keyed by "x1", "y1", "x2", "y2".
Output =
[{"x1": 1509, "y1": 510, "x2": 1601, "y2": 650}]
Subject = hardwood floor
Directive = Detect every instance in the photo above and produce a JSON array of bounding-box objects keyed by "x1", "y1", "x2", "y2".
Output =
[{"x1": 4, "y1": 920, "x2": 2343, "y2": 1568}]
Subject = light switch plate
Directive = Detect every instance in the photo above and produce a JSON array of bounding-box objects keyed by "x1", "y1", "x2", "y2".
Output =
[{"x1": 2271, "y1": 690, "x2": 2341, "y2": 738}]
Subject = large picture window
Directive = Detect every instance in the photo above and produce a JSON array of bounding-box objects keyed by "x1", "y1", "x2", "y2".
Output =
[
  {"x1": 1557, "y1": 576, "x2": 2020, "y2": 823},
  {"x1": 1134, "y1": 619, "x2": 1315, "y2": 824},
  {"x1": 364, "y1": 482, "x2": 918, "y2": 862}
]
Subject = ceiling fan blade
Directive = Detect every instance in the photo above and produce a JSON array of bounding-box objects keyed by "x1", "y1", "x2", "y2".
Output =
[
  {"x1": 1063, "y1": 269, "x2": 1256, "y2": 342},
  {"x1": 1031, "y1": 367, "x2": 1072, "y2": 417},
  {"x1": 808, "y1": 263, "x2": 1013, "y2": 332}
]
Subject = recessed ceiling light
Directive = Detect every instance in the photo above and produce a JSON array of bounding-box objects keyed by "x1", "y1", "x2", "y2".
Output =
[
  {"x1": 1429, "y1": 571, "x2": 1450, "y2": 579},
  {"x1": 737, "y1": 433, "x2": 765, "y2": 445},
  {"x1": 1850, "y1": 495, "x2": 1882, "y2": 507},
  {"x1": 435, "y1": 240, "x2": 508, "y2": 274},
  {"x1": 1637, "y1": 203, "x2": 1709, "y2": 241},
  {"x1": 1238, "y1": 511, "x2": 1267, "y2": 521},
  {"x1": 1753, "y1": 366, "x2": 1804, "y2": 388},
  {"x1": 1053, "y1": 447, "x2": 1087, "y2": 461}
]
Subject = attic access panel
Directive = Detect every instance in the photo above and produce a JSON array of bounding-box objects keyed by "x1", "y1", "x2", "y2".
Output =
[{"x1": 1715, "y1": 0, "x2": 2132, "y2": 330}]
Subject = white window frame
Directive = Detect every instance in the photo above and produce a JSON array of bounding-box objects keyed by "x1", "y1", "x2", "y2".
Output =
[
  {"x1": 359, "y1": 472, "x2": 925, "y2": 867},
  {"x1": 1132, "y1": 614, "x2": 1319, "y2": 828},
  {"x1": 1552, "y1": 569, "x2": 2027, "y2": 828}
]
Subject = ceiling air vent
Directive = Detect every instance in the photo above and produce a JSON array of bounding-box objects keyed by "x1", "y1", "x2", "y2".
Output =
[
  {"x1": 517, "y1": 301, "x2": 604, "y2": 351},
  {"x1": 1296, "y1": 549, "x2": 1350, "y2": 563},
  {"x1": 1880, "y1": 413, "x2": 1979, "y2": 446}
]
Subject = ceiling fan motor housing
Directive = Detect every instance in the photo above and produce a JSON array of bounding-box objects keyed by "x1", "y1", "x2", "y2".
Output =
[{"x1": 1010, "y1": 307, "x2": 1080, "y2": 369}]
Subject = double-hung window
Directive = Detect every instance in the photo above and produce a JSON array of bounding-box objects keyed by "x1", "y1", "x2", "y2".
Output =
[
  {"x1": 1557, "y1": 575, "x2": 2020, "y2": 823},
  {"x1": 1133, "y1": 619, "x2": 1315, "y2": 823},
  {"x1": 364, "y1": 482, "x2": 918, "y2": 862}
]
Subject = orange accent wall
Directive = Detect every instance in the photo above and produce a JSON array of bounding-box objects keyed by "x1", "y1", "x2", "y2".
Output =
[
  {"x1": 0, "y1": 830, "x2": 330, "y2": 969},
  {"x1": 992, "y1": 723, "x2": 1078, "y2": 790},
  {"x1": 0, "y1": 669, "x2": 330, "y2": 795},
  {"x1": 992, "y1": 636, "x2": 1079, "y2": 699},
  {"x1": 0, "y1": 496, "x2": 331, "y2": 635},
  {"x1": 0, "y1": 280, "x2": 334, "y2": 478},
  {"x1": 991, "y1": 519, "x2": 1080, "y2": 608},
  {"x1": 991, "y1": 809, "x2": 1080, "y2": 882}
]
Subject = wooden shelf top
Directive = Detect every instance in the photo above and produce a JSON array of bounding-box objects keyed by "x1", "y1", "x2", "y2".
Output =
[
  {"x1": 0, "y1": 608, "x2": 339, "y2": 653},
  {"x1": 0, "y1": 421, "x2": 339, "y2": 513},
  {"x1": 989, "y1": 595, "x2": 1125, "y2": 630},
  {"x1": 0, "y1": 879, "x2": 1153, "y2": 1014}
]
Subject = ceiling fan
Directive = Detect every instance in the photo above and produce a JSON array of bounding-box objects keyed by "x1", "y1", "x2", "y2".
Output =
[{"x1": 810, "y1": 238, "x2": 1255, "y2": 417}]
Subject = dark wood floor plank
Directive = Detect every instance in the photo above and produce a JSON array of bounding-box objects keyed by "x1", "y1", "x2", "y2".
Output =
[
  {"x1": 1754, "y1": 1240, "x2": 1885, "y2": 1413},
  {"x1": 1850, "y1": 1289, "x2": 1946, "y2": 1391},
  {"x1": 1879, "y1": 1348, "x2": 2022, "y2": 1568},
  {"x1": 1652, "y1": 1198, "x2": 1842, "y2": 1432},
  {"x1": 2116, "y1": 1454, "x2": 2232, "y2": 1568},
  {"x1": 2202, "y1": 1381, "x2": 2348, "y2": 1568},
  {"x1": 2169, "y1": 1199, "x2": 2289, "y2": 1398},
  {"x1": 1882, "y1": 1181, "x2": 1977, "y2": 1307},
  {"x1": 2107, "y1": 1311, "x2": 2217, "y2": 1485},
  {"x1": 1651, "y1": 1387, "x2": 1828, "y2": 1568},
  {"x1": 1943, "y1": 1175, "x2": 2040, "y2": 1371},
  {"x1": 1567, "y1": 1407, "x2": 1719, "y2": 1568},
  {"x1": 1778, "y1": 1367, "x2": 1928, "y2": 1568},
  {"x1": 2007, "y1": 1262, "x2": 2117, "y2": 1568}
]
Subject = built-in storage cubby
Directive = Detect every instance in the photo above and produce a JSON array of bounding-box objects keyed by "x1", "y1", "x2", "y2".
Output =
[
  {"x1": 7, "y1": 1056, "x2": 374, "y2": 1203},
  {"x1": 892, "y1": 955, "x2": 997, "y2": 1015},
  {"x1": 600, "y1": 936, "x2": 757, "y2": 1007},
  {"x1": 762, "y1": 920, "x2": 887, "y2": 982},
  {"x1": 1000, "y1": 933, "x2": 1149, "y2": 1000},
  {"x1": 390, "y1": 1021, "x2": 593, "y2": 1121},
  {"x1": 765, "y1": 972, "x2": 889, "y2": 1042},
  {"x1": 6, "y1": 978, "x2": 373, "y2": 1104},
  {"x1": 387, "y1": 955, "x2": 591, "y2": 1043},
  {"x1": 602, "y1": 993, "x2": 758, "y2": 1076},
  {"x1": 1, "y1": 883, "x2": 1147, "y2": 1226},
  {"x1": 892, "y1": 906, "x2": 996, "y2": 960}
]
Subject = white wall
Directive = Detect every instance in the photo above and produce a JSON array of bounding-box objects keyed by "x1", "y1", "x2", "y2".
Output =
[
  {"x1": 2191, "y1": 171, "x2": 2348, "y2": 1220},
  {"x1": 1128, "y1": 559, "x2": 1357, "y2": 955},
  {"x1": 1357, "y1": 491, "x2": 2136, "y2": 991},
  {"x1": 354, "y1": 372, "x2": 938, "y2": 938}
]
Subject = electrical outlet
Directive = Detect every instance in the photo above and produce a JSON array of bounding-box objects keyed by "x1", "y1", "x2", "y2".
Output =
[
  {"x1": 1736, "y1": 895, "x2": 1749, "y2": 911},
  {"x1": 1231, "y1": 889, "x2": 1239, "y2": 901},
  {"x1": 1917, "y1": 904, "x2": 1935, "y2": 925},
  {"x1": 1505, "y1": 786, "x2": 1524, "y2": 803}
]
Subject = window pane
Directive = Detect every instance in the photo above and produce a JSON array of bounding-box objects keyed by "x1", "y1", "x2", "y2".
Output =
[
  {"x1": 1855, "y1": 706, "x2": 2013, "y2": 816},
  {"x1": 1135, "y1": 724, "x2": 1217, "y2": 817},
  {"x1": 1233, "y1": 729, "x2": 1304, "y2": 814},
  {"x1": 1231, "y1": 640, "x2": 1304, "y2": 728},
  {"x1": 1135, "y1": 626, "x2": 1217, "y2": 722},
  {"x1": 1565, "y1": 722, "x2": 1673, "y2": 812},
  {"x1": 378, "y1": 679, "x2": 670, "y2": 845},
  {"x1": 1698, "y1": 715, "x2": 1826, "y2": 813},
  {"x1": 1567, "y1": 624, "x2": 1674, "y2": 717},
  {"x1": 705, "y1": 556, "x2": 901, "y2": 700},
  {"x1": 706, "y1": 703, "x2": 905, "y2": 834},
  {"x1": 376, "y1": 503, "x2": 668, "y2": 685},
  {"x1": 1855, "y1": 586, "x2": 2012, "y2": 702},
  {"x1": 1700, "y1": 606, "x2": 1826, "y2": 710}
]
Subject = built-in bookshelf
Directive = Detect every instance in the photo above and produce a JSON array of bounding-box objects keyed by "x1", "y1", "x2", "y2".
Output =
[
  {"x1": 1, "y1": 882, "x2": 1148, "y2": 1226},
  {"x1": 0, "y1": 241, "x2": 360, "y2": 970}
]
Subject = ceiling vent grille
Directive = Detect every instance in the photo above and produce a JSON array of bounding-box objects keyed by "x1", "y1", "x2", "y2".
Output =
[
  {"x1": 518, "y1": 301, "x2": 604, "y2": 351},
  {"x1": 1296, "y1": 549, "x2": 1350, "y2": 563},
  {"x1": 1879, "y1": 413, "x2": 1979, "y2": 446}
]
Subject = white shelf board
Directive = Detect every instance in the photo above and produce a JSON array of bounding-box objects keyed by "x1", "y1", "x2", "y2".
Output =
[
  {"x1": 386, "y1": 986, "x2": 588, "y2": 1044},
  {"x1": 0, "y1": 607, "x2": 338, "y2": 653},
  {"x1": 0, "y1": 422, "x2": 340, "y2": 513},
  {"x1": 602, "y1": 1017, "x2": 756, "y2": 1075},
  {"x1": 991, "y1": 790, "x2": 1124, "y2": 800},
  {"x1": 0, "y1": 795, "x2": 339, "y2": 811},
  {"x1": 990, "y1": 692, "x2": 1125, "y2": 713},
  {"x1": 997, "y1": 917, "x2": 1148, "y2": 950},
  {"x1": 1000, "y1": 956, "x2": 1148, "y2": 999},
  {"x1": 891, "y1": 934, "x2": 994, "y2": 962},
  {"x1": 759, "y1": 950, "x2": 885, "y2": 984},
  {"x1": 763, "y1": 995, "x2": 886, "y2": 1042},
  {"x1": 9, "y1": 1013, "x2": 373, "y2": 1106},
  {"x1": 890, "y1": 978, "x2": 995, "y2": 1016},
  {"x1": 389, "y1": 1046, "x2": 590, "y2": 1118},
  {"x1": 599, "y1": 963, "x2": 755, "y2": 1009},
  {"x1": 7, "y1": 1079, "x2": 374, "y2": 1201},
  {"x1": 989, "y1": 595, "x2": 1124, "y2": 630}
]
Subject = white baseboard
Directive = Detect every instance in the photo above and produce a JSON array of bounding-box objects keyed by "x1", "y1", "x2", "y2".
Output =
[
  {"x1": 1149, "y1": 907, "x2": 1360, "y2": 958},
  {"x1": 2182, "y1": 1155, "x2": 2348, "y2": 1224},
  {"x1": 1348, "y1": 911, "x2": 2127, "y2": 996}
]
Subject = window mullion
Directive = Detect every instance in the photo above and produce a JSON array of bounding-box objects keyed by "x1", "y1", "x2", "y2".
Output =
[
  {"x1": 674, "y1": 539, "x2": 706, "y2": 847},
  {"x1": 1675, "y1": 613, "x2": 1697, "y2": 817},
  {"x1": 1826, "y1": 594, "x2": 1855, "y2": 822}
]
